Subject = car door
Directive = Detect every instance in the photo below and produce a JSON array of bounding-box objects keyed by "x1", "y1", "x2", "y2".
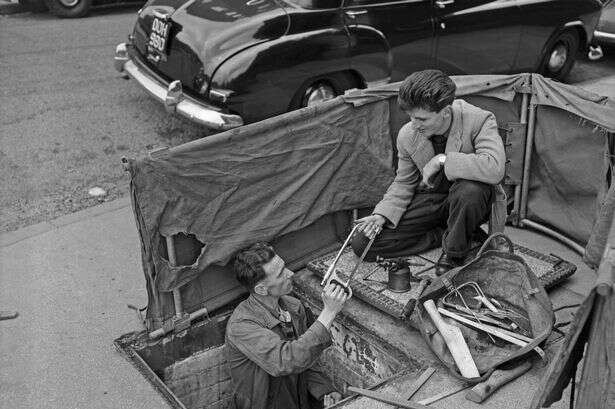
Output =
[
  {"x1": 342, "y1": 0, "x2": 435, "y2": 84},
  {"x1": 434, "y1": 0, "x2": 522, "y2": 74}
]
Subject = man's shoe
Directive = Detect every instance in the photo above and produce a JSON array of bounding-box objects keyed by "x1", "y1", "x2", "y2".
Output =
[{"x1": 435, "y1": 252, "x2": 464, "y2": 276}]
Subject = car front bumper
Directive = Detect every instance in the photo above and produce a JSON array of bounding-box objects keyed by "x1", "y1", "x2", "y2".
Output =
[
  {"x1": 593, "y1": 30, "x2": 615, "y2": 45},
  {"x1": 114, "y1": 43, "x2": 243, "y2": 130}
]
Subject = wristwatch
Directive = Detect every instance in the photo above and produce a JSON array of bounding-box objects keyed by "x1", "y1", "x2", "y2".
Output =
[{"x1": 438, "y1": 154, "x2": 446, "y2": 166}]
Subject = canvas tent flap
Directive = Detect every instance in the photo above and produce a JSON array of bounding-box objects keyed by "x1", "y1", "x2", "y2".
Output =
[
  {"x1": 127, "y1": 99, "x2": 394, "y2": 291},
  {"x1": 530, "y1": 74, "x2": 615, "y2": 133},
  {"x1": 343, "y1": 74, "x2": 529, "y2": 107},
  {"x1": 526, "y1": 105, "x2": 607, "y2": 243}
]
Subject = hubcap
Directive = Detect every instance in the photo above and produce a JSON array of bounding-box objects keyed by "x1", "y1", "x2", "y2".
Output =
[
  {"x1": 548, "y1": 43, "x2": 568, "y2": 72},
  {"x1": 304, "y1": 84, "x2": 336, "y2": 107},
  {"x1": 59, "y1": 0, "x2": 80, "y2": 6}
]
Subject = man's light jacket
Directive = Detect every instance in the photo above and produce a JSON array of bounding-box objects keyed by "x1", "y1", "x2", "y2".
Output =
[{"x1": 373, "y1": 99, "x2": 507, "y2": 233}]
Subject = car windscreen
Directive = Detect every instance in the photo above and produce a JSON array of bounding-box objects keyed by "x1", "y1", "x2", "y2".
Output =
[{"x1": 282, "y1": 0, "x2": 342, "y2": 9}]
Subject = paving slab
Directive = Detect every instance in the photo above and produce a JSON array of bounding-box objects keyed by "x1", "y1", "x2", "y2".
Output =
[{"x1": 0, "y1": 201, "x2": 169, "y2": 409}]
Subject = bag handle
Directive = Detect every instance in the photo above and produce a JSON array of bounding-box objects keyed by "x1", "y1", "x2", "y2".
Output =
[{"x1": 476, "y1": 232, "x2": 514, "y2": 258}]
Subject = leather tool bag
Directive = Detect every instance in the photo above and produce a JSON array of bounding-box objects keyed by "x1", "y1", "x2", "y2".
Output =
[{"x1": 416, "y1": 233, "x2": 554, "y2": 383}]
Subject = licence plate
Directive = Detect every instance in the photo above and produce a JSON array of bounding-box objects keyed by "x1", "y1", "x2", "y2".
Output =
[{"x1": 147, "y1": 17, "x2": 171, "y2": 61}]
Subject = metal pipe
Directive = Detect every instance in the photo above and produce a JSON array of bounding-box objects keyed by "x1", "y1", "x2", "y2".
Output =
[
  {"x1": 520, "y1": 219, "x2": 585, "y2": 255},
  {"x1": 520, "y1": 103, "x2": 537, "y2": 221},
  {"x1": 149, "y1": 306, "x2": 211, "y2": 339},
  {"x1": 512, "y1": 92, "x2": 530, "y2": 225},
  {"x1": 165, "y1": 236, "x2": 183, "y2": 317}
]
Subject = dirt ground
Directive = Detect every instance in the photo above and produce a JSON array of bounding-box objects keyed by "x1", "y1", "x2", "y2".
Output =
[{"x1": 0, "y1": 116, "x2": 205, "y2": 233}]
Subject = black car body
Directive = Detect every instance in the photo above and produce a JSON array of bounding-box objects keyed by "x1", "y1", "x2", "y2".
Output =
[{"x1": 115, "y1": 0, "x2": 602, "y2": 129}]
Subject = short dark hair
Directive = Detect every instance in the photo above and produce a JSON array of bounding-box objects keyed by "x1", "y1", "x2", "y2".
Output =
[
  {"x1": 398, "y1": 70, "x2": 456, "y2": 112},
  {"x1": 233, "y1": 242, "x2": 276, "y2": 291}
]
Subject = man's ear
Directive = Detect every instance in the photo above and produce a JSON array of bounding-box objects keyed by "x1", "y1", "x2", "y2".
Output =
[
  {"x1": 253, "y1": 283, "x2": 268, "y2": 296},
  {"x1": 440, "y1": 106, "x2": 451, "y2": 118}
]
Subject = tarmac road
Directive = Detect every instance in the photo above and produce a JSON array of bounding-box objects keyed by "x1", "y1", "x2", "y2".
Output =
[{"x1": 1, "y1": 8, "x2": 614, "y2": 234}]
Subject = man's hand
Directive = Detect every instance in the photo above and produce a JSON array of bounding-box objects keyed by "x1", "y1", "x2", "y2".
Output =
[
  {"x1": 317, "y1": 283, "x2": 351, "y2": 329},
  {"x1": 355, "y1": 214, "x2": 386, "y2": 239},
  {"x1": 321, "y1": 283, "x2": 351, "y2": 315},
  {"x1": 422, "y1": 154, "x2": 446, "y2": 189},
  {"x1": 323, "y1": 391, "x2": 342, "y2": 406}
]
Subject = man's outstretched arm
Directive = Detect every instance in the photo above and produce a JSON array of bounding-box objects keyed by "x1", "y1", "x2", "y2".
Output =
[{"x1": 226, "y1": 284, "x2": 349, "y2": 377}]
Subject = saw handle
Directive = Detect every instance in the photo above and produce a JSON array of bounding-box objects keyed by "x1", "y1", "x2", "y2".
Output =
[{"x1": 328, "y1": 277, "x2": 352, "y2": 295}]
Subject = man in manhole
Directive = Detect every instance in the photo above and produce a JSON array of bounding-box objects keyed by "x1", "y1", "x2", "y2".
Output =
[
  {"x1": 225, "y1": 242, "x2": 349, "y2": 408},
  {"x1": 352, "y1": 69, "x2": 506, "y2": 275}
]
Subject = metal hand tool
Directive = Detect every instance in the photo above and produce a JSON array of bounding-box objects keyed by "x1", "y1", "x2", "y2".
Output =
[
  {"x1": 400, "y1": 278, "x2": 430, "y2": 319},
  {"x1": 417, "y1": 384, "x2": 472, "y2": 405},
  {"x1": 442, "y1": 281, "x2": 496, "y2": 343},
  {"x1": 321, "y1": 224, "x2": 375, "y2": 292},
  {"x1": 347, "y1": 386, "x2": 431, "y2": 409},
  {"x1": 401, "y1": 367, "x2": 436, "y2": 401}
]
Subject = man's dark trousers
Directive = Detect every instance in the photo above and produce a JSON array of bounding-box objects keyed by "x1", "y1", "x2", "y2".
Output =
[{"x1": 352, "y1": 179, "x2": 492, "y2": 261}]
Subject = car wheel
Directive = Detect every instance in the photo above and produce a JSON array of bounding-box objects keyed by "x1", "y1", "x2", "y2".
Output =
[
  {"x1": 303, "y1": 82, "x2": 337, "y2": 107},
  {"x1": 18, "y1": 0, "x2": 48, "y2": 12},
  {"x1": 539, "y1": 30, "x2": 579, "y2": 81},
  {"x1": 43, "y1": 0, "x2": 92, "y2": 18},
  {"x1": 290, "y1": 73, "x2": 359, "y2": 110}
]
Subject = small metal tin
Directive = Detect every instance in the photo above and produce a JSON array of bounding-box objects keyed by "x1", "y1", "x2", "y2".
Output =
[{"x1": 387, "y1": 267, "x2": 411, "y2": 293}]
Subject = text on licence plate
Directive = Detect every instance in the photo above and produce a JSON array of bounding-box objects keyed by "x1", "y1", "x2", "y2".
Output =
[{"x1": 148, "y1": 17, "x2": 170, "y2": 56}]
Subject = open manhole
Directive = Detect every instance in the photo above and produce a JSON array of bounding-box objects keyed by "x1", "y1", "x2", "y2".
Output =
[{"x1": 114, "y1": 288, "x2": 414, "y2": 409}]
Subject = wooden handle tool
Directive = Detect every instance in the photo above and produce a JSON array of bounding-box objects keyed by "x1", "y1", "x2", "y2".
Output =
[
  {"x1": 465, "y1": 360, "x2": 533, "y2": 403},
  {"x1": 423, "y1": 299, "x2": 480, "y2": 378},
  {"x1": 400, "y1": 278, "x2": 430, "y2": 319}
]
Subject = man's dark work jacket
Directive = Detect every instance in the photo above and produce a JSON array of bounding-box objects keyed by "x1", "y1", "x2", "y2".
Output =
[{"x1": 225, "y1": 294, "x2": 334, "y2": 409}]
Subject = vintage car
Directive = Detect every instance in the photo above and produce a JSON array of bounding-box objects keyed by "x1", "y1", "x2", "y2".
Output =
[{"x1": 114, "y1": 0, "x2": 603, "y2": 130}]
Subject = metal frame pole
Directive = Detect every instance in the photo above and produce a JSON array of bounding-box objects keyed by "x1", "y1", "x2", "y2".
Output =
[
  {"x1": 512, "y1": 92, "x2": 530, "y2": 225},
  {"x1": 520, "y1": 102, "x2": 537, "y2": 221},
  {"x1": 519, "y1": 219, "x2": 585, "y2": 255},
  {"x1": 165, "y1": 236, "x2": 183, "y2": 317}
]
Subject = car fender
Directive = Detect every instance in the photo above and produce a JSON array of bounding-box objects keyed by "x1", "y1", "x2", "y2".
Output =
[
  {"x1": 209, "y1": 29, "x2": 356, "y2": 123},
  {"x1": 514, "y1": 0, "x2": 601, "y2": 72},
  {"x1": 345, "y1": 24, "x2": 392, "y2": 86}
]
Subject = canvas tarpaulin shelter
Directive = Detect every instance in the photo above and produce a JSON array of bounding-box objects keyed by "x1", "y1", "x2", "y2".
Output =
[
  {"x1": 530, "y1": 215, "x2": 615, "y2": 409},
  {"x1": 125, "y1": 73, "x2": 614, "y2": 330}
]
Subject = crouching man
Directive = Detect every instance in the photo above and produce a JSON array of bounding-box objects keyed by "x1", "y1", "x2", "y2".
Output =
[
  {"x1": 225, "y1": 242, "x2": 349, "y2": 409},
  {"x1": 353, "y1": 70, "x2": 506, "y2": 275}
]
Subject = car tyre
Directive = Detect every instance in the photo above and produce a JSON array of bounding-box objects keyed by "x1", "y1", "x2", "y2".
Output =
[
  {"x1": 539, "y1": 30, "x2": 579, "y2": 81},
  {"x1": 290, "y1": 73, "x2": 359, "y2": 110},
  {"x1": 18, "y1": 0, "x2": 48, "y2": 12},
  {"x1": 43, "y1": 0, "x2": 92, "y2": 18}
]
